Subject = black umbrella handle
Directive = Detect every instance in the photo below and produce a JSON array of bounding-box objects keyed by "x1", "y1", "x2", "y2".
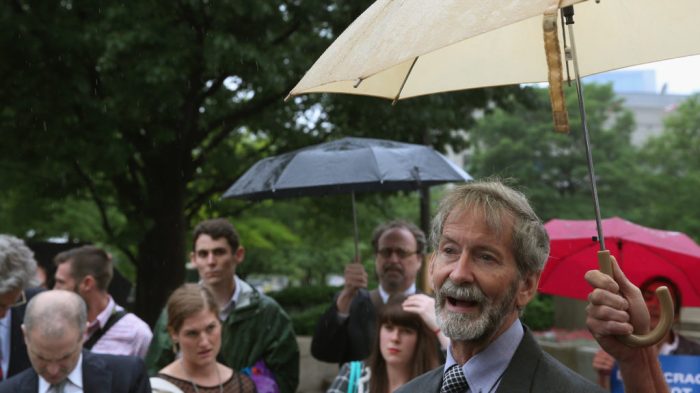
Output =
[{"x1": 597, "y1": 250, "x2": 674, "y2": 347}]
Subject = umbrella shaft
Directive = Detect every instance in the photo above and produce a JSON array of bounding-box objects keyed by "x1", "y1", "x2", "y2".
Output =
[{"x1": 566, "y1": 18, "x2": 606, "y2": 251}]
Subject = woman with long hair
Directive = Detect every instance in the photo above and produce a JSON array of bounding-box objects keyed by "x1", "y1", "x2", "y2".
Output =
[
  {"x1": 327, "y1": 295, "x2": 441, "y2": 393},
  {"x1": 151, "y1": 284, "x2": 257, "y2": 393}
]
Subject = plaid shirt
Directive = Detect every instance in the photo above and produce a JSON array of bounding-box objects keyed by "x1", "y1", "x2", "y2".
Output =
[{"x1": 327, "y1": 361, "x2": 371, "y2": 393}]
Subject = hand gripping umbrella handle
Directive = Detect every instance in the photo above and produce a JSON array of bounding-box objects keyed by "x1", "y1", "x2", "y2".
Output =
[{"x1": 597, "y1": 250, "x2": 674, "y2": 347}]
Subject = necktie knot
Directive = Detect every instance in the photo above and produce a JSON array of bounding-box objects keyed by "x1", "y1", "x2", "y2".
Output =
[
  {"x1": 440, "y1": 364, "x2": 469, "y2": 393},
  {"x1": 51, "y1": 379, "x2": 67, "y2": 393}
]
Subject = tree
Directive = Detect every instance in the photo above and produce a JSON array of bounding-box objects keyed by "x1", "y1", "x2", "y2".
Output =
[
  {"x1": 467, "y1": 84, "x2": 642, "y2": 222},
  {"x1": 1, "y1": 1, "x2": 520, "y2": 324},
  {"x1": 636, "y1": 95, "x2": 700, "y2": 240}
]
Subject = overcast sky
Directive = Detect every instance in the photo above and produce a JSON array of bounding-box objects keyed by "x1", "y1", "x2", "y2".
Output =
[{"x1": 624, "y1": 54, "x2": 700, "y2": 95}]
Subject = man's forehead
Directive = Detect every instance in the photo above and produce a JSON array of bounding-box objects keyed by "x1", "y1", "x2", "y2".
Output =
[
  {"x1": 194, "y1": 235, "x2": 232, "y2": 250},
  {"x1": 444, "y1": 206, "x2": 511, "y2": 228},
  {"x1": 378, "y1": 227, "x2": 416, "y2": 244}
]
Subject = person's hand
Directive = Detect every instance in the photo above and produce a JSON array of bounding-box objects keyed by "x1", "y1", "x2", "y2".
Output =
[
  {"x1": 585, "y1": 254, "x2": 650, "y2": 362},
  {"x1": 592, "y1": 349, "x2": 615, "y2": 389},
  {"x1": 592, "y1": 349, "x2": 615, "y2": 374},
  {"x1": 336, "y1": 262, "x2": 368, "y2": 314},
  {"x1": 403, "y1": 294, "x2": 450, "y2": 349},
  {"x1": 402, "y1": 294, "x2": 438, "y2": 331}
]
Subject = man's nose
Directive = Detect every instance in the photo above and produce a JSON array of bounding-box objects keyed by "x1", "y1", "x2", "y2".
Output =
[
  {"x1": 449, "y1": 252, "x2": 475, "y2": 284},
  {"x1": 46, "y1": 362, "x2": 61, "y2": 376}
]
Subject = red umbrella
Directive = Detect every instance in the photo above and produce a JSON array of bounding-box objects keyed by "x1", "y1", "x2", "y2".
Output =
[{"x1": 539, "y1": 217, "x2": 700, "y2": 307}]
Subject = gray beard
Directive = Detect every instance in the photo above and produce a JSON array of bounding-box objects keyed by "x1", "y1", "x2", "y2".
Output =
[{"x1": 435, "y1": 278, "x2": 518, "y2": 342}]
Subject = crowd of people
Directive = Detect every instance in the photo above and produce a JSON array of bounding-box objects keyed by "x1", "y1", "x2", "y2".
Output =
[{"x1": 0, "y1": 179, "x2": 692, "y2": 393}]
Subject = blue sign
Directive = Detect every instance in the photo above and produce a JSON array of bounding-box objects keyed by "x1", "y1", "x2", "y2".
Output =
[{"x1": 611, "y1": 355, "x2": 700, "y2": 393}]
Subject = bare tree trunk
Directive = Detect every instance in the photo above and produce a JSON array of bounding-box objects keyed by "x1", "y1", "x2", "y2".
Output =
[{"x1": 133, "y1": 159, "x2": 188, "y2": 326}]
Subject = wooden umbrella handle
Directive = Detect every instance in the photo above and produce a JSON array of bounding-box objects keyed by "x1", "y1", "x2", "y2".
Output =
[{"x1": 597, "y1": 250, "x2": 674, "y2": 347}]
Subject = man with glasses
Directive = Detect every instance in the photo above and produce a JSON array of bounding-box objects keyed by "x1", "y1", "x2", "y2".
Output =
[
  {"x1": 0, "y1": 290, "x2": 150, "y2": 393},
  {"x1": 311, "y1": 220, "x2": 440, "y2": 364},
  {"x1": 0, "y1": 235, "x2": 44, "y2": 381}
]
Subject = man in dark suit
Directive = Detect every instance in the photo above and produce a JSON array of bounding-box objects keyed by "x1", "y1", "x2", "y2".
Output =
[
  {"x1": 0, "y1": 290, "x2": 150, "y2": 393},
  {"x1": 311, "y1": 220, "x2": 443, "y2": 364},
  {"x1": 0, "y1": 235, "x2": 44, "y2": 380},
  {"x1": 397, "y1": 181, "x2": 605, "y2": 393}
]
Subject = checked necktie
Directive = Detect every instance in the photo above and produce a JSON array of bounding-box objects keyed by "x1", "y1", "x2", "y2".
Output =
[{"x1": 440, "y1": 364, "x2": 469, "y2": 393}]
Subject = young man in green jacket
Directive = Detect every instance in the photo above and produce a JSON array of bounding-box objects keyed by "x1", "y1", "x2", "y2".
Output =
[{"x1": 145, "y1": 218, "x2": 299, "y2": 393}]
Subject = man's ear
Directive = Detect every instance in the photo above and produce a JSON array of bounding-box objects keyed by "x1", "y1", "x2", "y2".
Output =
[
  {"x1": 233, "y1": 246, "x2": 245, "y2": 265},
  {"x1": 516, "y1": 272, "x2": 541, "y2": 309},
  {"x1": 21, "y1": 324, "x2": 29, "y2": 345},
  {"x1": 80, "y1": 275, "x2": 96, "y2": 292}
]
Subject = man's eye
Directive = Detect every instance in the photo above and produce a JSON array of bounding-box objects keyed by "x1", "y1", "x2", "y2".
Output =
[
  {"x1": 442, "y1": 246, "x2": 458, "y2": 254},
  {"x1": 197, "y1": 251, "x2": 208, "y2": 258},
  {"x1": 477, "y1": 253, "x2": 496, "y2": 262}
]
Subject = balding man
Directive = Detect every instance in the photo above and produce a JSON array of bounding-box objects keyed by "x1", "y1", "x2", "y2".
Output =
[
  {"x1": 0, "y1": 290, "x2": 150, "y2": 393},
  {"x1": 0, "y1": 235, "x2": 43, "y2": 380}
]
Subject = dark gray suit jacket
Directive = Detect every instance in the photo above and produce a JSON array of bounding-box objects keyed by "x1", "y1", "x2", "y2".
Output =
[
  {"x1": 0, "y1": 350, "x2": 151, "y2": 393},
  {"x1": 311, "y1": 288, "x2": 381, "y2": 363},
  {"x1": 396, "y1": 328, "x2": 605, "y2": 393},
  {"x1": 7, "y1": 287, "x2": 44, "y2": 378}
]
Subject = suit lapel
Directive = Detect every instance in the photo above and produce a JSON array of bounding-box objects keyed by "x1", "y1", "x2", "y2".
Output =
[
  {"x1": 18, "y1": 370, "x2": 39, "y2": 393},
  {"x1": 81, "y1": 351, "x2": 113, "y2": 393},
  {"x1": 495, "y1": 329, "x2": 541, "y2": 393}
]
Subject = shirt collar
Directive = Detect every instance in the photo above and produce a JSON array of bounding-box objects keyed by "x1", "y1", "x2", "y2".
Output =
[
  {"x1": 659, "y1": 329, "x2": 680, "y2": 355},
  {"x1": 219, "y1": 275, "x2": 242, "y2": 320},
  {"x1": 0, "y1": 310, "x2": 10, "y2": 376},
  {"x1": 38, "y1": 353, "x2": 83, "y2": 393},
  {"x1": 445, "y1": 318, "x2": 524, "y2": 393},
  {"x1": 378, "y1": 282, "x2": 417, "y2": 303},
  {"x1": 88, "y1": 296, "x2": 117, "y2": 331}
]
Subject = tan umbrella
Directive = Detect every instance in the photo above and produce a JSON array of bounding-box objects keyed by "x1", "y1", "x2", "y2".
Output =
[
  {"x1": 287, "y1": 0, "x2": 695, "y2": 346},
  {"x1": 289, "y1": 0, "x2": 700, "y2": 102}
]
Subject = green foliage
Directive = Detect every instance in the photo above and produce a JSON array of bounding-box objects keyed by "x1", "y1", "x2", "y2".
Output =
[
  {"x1": 635, "y1": 94, "x2": 700, "y2": 240},
  {"x1": 269, "y1": 285, "x2": 340, "y2": 310},
  {"x1": 522, "y1": 294, "x2": 554, "y2": 331},
  {"x1": 269, "y1": 285, "x2": 341, "y2": 335},
  {"x1": 468, "y1": 84, "x2": 642, "y2": 222}
]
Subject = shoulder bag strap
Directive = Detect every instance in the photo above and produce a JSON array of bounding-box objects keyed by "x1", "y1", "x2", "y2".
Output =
[{"x1": 84, "y1": 310, "x2": 127, "y2": 349}]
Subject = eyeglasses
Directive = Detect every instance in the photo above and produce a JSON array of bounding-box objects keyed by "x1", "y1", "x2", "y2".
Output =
[{"x1": 377, "y1": 247, "x2": 418, "y2": 259}]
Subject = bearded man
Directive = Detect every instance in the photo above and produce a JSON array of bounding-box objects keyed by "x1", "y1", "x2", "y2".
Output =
[{"x1": 396, "y1": 180, "x2": 605, "y2": 393}]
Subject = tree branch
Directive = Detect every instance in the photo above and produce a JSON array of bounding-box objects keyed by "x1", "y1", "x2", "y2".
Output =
[{"x1": 72, "y1": 160, "x2": 118, "y2": 244}]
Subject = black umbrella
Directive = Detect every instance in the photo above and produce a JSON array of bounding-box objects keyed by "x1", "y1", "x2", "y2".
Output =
[{"x1": 223, "y1": 137, "x2": 471, "y2": 258}]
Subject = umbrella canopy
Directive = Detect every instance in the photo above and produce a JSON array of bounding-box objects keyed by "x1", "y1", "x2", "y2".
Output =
[
  {"x1": 288, "y1": 0, "x2": 700, "y2": 101},
  {"x1": 222, "y1": 137, "x2": 471, "y2": 200},
  {"x1": 539, "y1": 217, "x2": 700, "y2": 307}
]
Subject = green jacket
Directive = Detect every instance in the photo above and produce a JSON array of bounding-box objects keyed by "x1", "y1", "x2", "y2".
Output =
[{"x1": 145, "y1": 279, "x2": 300, "y2": 393}]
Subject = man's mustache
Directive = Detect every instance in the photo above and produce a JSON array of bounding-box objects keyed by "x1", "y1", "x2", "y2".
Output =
[{"x1": 438, "y1": 280, "x2": 487, "y2": 303}]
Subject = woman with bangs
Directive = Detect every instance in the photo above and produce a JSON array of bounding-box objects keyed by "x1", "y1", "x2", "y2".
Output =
[{"x1": 327, "y1": 295, "x2": 441, "y2": 393}]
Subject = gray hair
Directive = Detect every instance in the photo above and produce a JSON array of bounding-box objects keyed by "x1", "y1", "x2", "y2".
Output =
[
  {"x1": 371, "y1": 220, "x2": 427, "y2": 255},
  {"x1": 23, "y1": 290, "x2": 87, "y2": 338},
  {"x1": 430, "y1": 180, "x2": 549, "y2": 276},
  {"x1": 0, "y1": 235, "x2": 38, "y2": 294}
]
